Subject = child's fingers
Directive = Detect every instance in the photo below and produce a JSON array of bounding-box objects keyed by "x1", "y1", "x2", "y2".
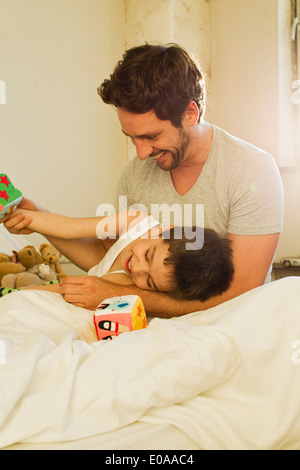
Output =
[
  {"x1": 1, "y1": 217, "x2": 23, "y2": 227},
  {"x1": 3, "y1": 212, "x2": 26, "y2": 228},
  {"x1": 3, "y1": 212, "x2": 33, "y2": 234}
]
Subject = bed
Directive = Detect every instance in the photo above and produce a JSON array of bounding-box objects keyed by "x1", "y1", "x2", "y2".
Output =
[{"x1": 0, "y1": 227, "x2": 300, "y2": 450}]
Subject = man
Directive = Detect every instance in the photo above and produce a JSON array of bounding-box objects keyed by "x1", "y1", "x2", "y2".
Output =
[{"x1": 5, "y1": 44, "x2": 283, "y2": 317}]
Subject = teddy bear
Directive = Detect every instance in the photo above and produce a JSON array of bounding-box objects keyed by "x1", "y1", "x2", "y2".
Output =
[
  {"x1": 0, "y1": 248, "x2": 30, "y2": 283},
  {"x1": 17, "y1": 245, "x2": 44, "y2": 268},
  {"x1": 39, "y1": 243, "x2": 66, "y2": 280},
  {"x1": 0, "y1": 257, "x2": 25, "y2": 283},
  {"x1": 2, "y1": 262, "x2": 57, "y2": 289},
  {"x1": 0, "y1": 253, "x2": 12, "y2": 263},
  {"x1": 1, "y1": 244, "x2": 66, "y2": 289},
  {"x1": 1, "y1": 245, "x2": 52, "y2": 288}
]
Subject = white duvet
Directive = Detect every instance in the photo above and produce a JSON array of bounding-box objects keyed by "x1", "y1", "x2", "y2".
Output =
[{"x1": 0, "y1": 277, "x2": 299, "y2": 450}]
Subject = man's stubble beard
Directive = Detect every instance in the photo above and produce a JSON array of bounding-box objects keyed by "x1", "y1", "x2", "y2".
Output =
[{"x1": 157, "y1": 128, "x2": 191, "y2": 171}]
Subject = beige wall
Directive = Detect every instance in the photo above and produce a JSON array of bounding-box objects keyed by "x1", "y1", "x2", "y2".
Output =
[
  {"x1": 210, "y1": 0, "x2": 280, "y2": 160},
  {"x1": 0, "y1": 0, "x2": 126, "y2": 226}
]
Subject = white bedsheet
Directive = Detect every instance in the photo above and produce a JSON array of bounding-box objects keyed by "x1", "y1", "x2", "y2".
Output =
[{"x1": 0, "y1": 277, "x2": 300, "y2": 450}]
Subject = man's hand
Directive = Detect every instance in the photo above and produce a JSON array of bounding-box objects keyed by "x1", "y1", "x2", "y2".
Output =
[
  {"x1": 59, "y1": 275, "x2": 137, "y2": 310},
  {"x1": 59, "y1": 275, "x2": 202, "y2": 318}
]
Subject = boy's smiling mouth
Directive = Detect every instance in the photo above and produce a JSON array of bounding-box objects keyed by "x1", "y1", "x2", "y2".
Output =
[{"x1": 125, "y1": 255, "x2": 133, "y2": 274}]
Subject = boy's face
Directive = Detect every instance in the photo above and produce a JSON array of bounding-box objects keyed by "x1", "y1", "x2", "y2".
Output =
[
  {"x1": 117, "y1": 108, "x2": 191, "y2": 171},
  {"x1": 121, "y1": 236, "x2": 173, "y2": 292}
]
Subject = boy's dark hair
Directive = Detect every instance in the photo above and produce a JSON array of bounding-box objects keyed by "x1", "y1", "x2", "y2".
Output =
[
  {"x1": 98, "y1": 43, "x2": 206, "y2": 128},
  {"x1": 162, "y1": 227, "x2": 234, "y2": 302}
]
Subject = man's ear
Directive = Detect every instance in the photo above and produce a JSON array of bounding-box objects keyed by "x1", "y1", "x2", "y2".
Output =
[{"x1": 182, "y1": 101, "x2": 199, "y2": 127}]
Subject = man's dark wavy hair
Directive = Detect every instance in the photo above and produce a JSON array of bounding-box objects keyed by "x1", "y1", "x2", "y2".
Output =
[
  {"x1": 98, "y1": 43, "x2": 206, "y2": 127},
  {"x1": 162, "y1": 227, "x2": 234, "y2": 302}
]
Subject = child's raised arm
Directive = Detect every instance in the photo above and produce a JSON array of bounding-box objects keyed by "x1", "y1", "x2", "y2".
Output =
[{"x1": 11, "y1": 208, "x2": 148, "y2": 240}]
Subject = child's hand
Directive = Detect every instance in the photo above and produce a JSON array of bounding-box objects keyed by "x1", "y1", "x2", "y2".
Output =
[
  {"x1": 3, "y1": 210, "x2": 33, "y2": 234},
  {"x1": 1, "y1": 197, "x2": 48, "y2": 235}
]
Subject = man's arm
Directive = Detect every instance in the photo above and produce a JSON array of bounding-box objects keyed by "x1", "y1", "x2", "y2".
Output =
[
  {"x1": 227, "y1": 231, "x2": 280, "y2": 288},
  {"x1": 59, "y1": 232, "x2": 280, "y2": 316}
]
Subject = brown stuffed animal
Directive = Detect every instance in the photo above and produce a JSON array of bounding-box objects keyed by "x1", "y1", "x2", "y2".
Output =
[
  {"x1": 0, "y1": 250, "x2": 26, "y2": 283},
  {"x1": 2, "y1": 262, "x2": 57, "y2": 289},
  {"x1": 0, "y1": 253, "x2": 12, "y2": 263},
  {"x1": 17, "y1": 245, "x2": 44, "y2": 269},
  {"x1": 39, "y1": 243, "x2": 66, "y2": 280},
  {"x1": 0, "y1": 260, "x2": 25, "y2": 283},
  {"x1": 1, "y1": 245, "x2": 57, "y2": 288},
  {"x1": 0, "y1": 244, "x2": 63, "y2": 289}
]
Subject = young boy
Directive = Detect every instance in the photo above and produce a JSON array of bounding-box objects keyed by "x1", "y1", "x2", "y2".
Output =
[{"x1": 1, "y1": 208, "x2": 234, "y2": 302}]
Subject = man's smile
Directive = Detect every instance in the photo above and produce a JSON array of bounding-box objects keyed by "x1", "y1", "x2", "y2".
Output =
[{"x1": 152, "y1": 150, "x2": 167, "y2": 162}]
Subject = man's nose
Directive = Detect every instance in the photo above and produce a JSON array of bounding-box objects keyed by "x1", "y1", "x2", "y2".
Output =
[{"x1": 134, "y1": 139, "x2": 153, "y2": 161}]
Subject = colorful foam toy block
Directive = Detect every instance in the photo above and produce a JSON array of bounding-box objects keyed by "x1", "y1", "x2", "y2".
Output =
[
  {"x1": 94, "y1": 295, "x2": 147, "y2": 341},
  {"x1": 0, "y1": 174, "x2": 23, "y2": 219}
]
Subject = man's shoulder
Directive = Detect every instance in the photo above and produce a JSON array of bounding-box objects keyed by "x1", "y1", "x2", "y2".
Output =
[
  {"x1": 212, "y1": 125, "x2": 271, "y2": 159},
  {"x1": 210, "y1": 125, "x2": 278, "y2": 177}
]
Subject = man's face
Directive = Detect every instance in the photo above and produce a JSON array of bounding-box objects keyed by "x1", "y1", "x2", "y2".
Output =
[{"x1": 117, "y1": 108, "x2": 191, "y2": 170}]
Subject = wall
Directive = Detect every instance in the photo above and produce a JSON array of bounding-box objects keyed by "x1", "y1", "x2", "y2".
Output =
[
  {"x1": 0, "y1": 0, "x2": 126, "y2": 245},
  {"x1": 210, "y1": 0, "x2": 278, "y2": 154}
]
